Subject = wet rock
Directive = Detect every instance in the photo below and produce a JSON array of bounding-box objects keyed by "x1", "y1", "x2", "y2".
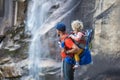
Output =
[
  {"x1": 49, "y1": 3, "x2": 60, "y2": 13},
  {"x1": 0, "y1": 35, "x2": 5, "y2": 43},
  {"x1": 0, "y1": 42, "x2": 3, "y2": 49},
  {"x1": 4, "y1": 40, "x2": 14, "y2": 49},
  {"x1": 0, "y1": 58, "x2": 61, "y2": 79},
  {"x1": 16, "y1": 59, "x2": 28, "y2": 68},
  {"x1": 19, "y1": 59, "x2": 61, "y2": 80},
  {"x1": 5, "y1": 44, "x2": 21, "y2": 51},
  {"x1": 0, "y1": 70, "x2": 3, "y2": 77},
  {"x1": 0, "y1": 63, "x2": 23, "y2": 78},
  {"x1": 0, "y1": 57, "x2": 12, "y2": 65},
  {"x1": 17, "y1": 0, "x2": 26, "y2": 2},
  {"x1": 13, "y1": 34, "x2": 20, "y2": 41}
]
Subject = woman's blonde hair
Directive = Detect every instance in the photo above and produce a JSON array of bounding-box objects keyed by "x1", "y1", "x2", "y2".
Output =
[{"x1": 71, "y1": 20, "x2": 83, "y2": 31}]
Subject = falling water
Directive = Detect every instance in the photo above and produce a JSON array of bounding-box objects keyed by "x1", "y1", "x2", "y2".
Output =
[
  {"x1": 25, "y1": 0, "x2": 81, "y2": 79},
  {"x1": 26, "y1": 0, "x2": 56, "y2": 80}
]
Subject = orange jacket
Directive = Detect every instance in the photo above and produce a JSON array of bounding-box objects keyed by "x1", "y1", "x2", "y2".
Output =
[{"x1": 60, "y1": 34, "x2": 74, "y2": 59}]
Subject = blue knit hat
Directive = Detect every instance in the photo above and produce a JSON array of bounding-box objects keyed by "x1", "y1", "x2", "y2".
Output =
[{"x1": 55, "y1": 22, "x2": 66, "y2": 32}]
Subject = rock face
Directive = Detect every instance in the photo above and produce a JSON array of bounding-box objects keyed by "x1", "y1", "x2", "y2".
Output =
[
  {"x1": 94, "y1": 0, "x2": 120, "y2": 54},
  {"x1": 46, "y1": 0, "x2": 120, "y2": 80},
  {"x1": 78, "y1": 0, "x2": 120, "y2": 80},
  {"x1": 0, "y1": 64, "x2": 22, "y2": 78},
  {"x1": 0, "y1": 57, "x2": 23, "y2": 79}
]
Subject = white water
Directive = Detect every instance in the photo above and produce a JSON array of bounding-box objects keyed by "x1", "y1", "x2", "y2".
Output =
[
  {"x1": 26, "y1": 0, "x2": 55, "y2": 80},
  {"x1": 26, "y1": 0, "x2": 81, "y2": 80}
]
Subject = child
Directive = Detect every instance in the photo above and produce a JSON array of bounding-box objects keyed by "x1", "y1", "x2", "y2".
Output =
[{"x1": 69, "y1": 20, "x2": 84, "y2": 68}]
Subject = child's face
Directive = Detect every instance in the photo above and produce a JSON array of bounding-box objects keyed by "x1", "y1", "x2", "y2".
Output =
[{"x1": 73, "y1": 29, "x2": 77, "y2": 33}]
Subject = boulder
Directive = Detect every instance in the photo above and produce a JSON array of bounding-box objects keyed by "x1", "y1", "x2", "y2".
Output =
[{"x1": 0, "y1": 63, "x2": 23, "y2": 78}]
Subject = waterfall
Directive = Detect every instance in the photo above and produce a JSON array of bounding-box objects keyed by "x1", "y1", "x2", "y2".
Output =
[
  {"x1": 26, "y1": 0, "x2": 56, "y2": 80},
  {"x1": 26, "y1": 0, "x2": 51, "y2": 35},
  {"x1": 25, "y1": 0, "x2": 81, "y2": 79}
]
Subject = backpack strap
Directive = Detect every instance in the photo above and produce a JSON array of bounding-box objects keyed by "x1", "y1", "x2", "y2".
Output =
[
  {"x1": 58, "y1": 35, "x2": 70, "y2": 49},
  {"x1": 86, "y1": 29, "x2": 93, "y2": 46}
]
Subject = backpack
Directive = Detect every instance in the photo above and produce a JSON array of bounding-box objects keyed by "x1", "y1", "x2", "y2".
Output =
[
  {"x1": 64, "y1": 29, "x2": 93, "y2": 65},
  {"x1": 73, "y1": 29, "x2": 93, "y2": 49}
]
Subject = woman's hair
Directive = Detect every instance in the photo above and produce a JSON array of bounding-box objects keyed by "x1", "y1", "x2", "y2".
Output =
[{"x1": 71, "y1": 20, "x2": 83, "y2": 31}]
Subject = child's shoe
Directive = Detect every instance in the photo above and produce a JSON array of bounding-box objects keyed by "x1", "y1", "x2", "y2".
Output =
[{"x1": 73, "y1": 62, "x2": 80, "y2": 69}]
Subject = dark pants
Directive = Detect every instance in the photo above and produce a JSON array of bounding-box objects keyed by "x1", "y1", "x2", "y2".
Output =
[{"x1": 63, "y1": 59, "x2": 74, "y2": 80}]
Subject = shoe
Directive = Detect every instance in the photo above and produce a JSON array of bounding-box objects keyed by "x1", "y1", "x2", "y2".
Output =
[{"x1": 73, "y1": 64, "x2": 80, "y2": 69}]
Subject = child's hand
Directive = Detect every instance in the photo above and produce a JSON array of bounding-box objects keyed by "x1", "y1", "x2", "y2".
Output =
[
  {"x1": 61, "y1": 48, "x2": 66, "y2": 53},
  {"x1": 69, "y1": 34, "x2": 73, "y2": 38}
]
